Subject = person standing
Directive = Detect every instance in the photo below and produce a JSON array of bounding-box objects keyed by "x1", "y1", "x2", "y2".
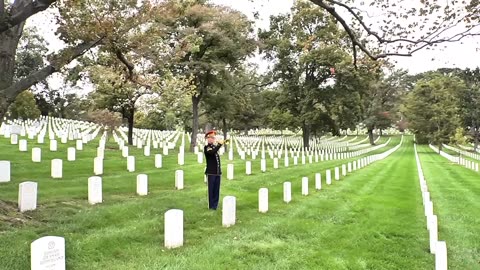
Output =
[{"x1": 204, "y1": 130, "x2": 225, "y2": 210}]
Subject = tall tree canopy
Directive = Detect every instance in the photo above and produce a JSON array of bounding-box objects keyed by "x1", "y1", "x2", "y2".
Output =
[
  {"x1": 160, "y1": 0, "x2": 256, "y2": 151},
  {"x1": 260, "y1": 0, "x2": 350, "y2": 148},
  {"x1": 403, "y1": 73, "x2": 465, "y2": 147}
]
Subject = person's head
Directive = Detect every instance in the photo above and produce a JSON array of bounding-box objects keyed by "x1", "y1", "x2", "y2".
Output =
[{"x1": 205, "y1": 130, "x2": 216, "y2": 144}]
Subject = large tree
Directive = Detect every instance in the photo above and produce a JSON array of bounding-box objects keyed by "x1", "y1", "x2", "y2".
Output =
[
  {"x1": 8, "y1": 89, "x2": 40, "y2": 119},
  {"x1": 454, "y1": 68, "x2": 480, "y2": 151},
  {"x1": 403, "y1": 73, "x2": 465, "y2": 147},
  {"x1": 259, "y1": 0, "x2": 349, "y2": 148},
  {"x1": 0, "y1": 0, "x2": 102, "y2": 121},
  {"x1": 160, "y1": 0, "x2": 256, "y2": 151}
]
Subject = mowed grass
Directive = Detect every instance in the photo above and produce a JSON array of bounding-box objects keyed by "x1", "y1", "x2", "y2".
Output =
[
  {"x1": 417, "y1": 145, "x2": 480, "y2": 269},
  {"x1": 0, "y1": 135, "x2": 435, "y2": 269}
]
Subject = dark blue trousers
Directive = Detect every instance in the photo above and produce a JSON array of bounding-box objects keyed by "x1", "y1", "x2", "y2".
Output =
[{"x1": 207, "y1": 174, "x2": 221, "y2": 210}]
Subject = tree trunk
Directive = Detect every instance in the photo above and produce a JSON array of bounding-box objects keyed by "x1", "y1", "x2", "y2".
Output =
[
  {"x1": 474, "y1": 128, "x2": 479, "y2": 152},
  {"x1": 127, "y1": 108, "x2": 134, "y2": 145},
  {"x1": 302, "y1": 120, "x2": 310, "y2": 149},
  {"x1": 368, "y1": 128, "x2": 375, "y2": 145},
  {"x1": 190, "y1": 95, "x2": 200, "y2": 152},
  {"x1": 379, "y1": 129, "x2": 383, "y2": 136},
  {"x1": 222, "y1": 117, "x2": 228, "y2": 152},
  {"x1": 0, "y1": 20, "x2": 24, "y2": 121}
]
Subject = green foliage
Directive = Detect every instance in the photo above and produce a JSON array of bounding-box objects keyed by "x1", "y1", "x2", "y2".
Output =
[
  {"x1": 87, "y1": 109, "x2": 122, "y2": 130},
  {"x1": 452, "y1": 127, "x2": 467, "y2": 145},
  {"x1": 267, "y1": 108, "x2": 295, "y2": 132},
  {"x1": 135, "y1": 110, "x2": 178, "y2": 130},
  {"x1": 8, "y1": 90, "x2": 40, "y2": 119},
  {"x1": 403, "y1": 73, "x2": 465, "y2": 145},
  {"x1": 13, "y1": 27, "x2": 47, "y2": 81},
  {"x1": 259, "y1": 0, "x2": 350, "y2": 144}
]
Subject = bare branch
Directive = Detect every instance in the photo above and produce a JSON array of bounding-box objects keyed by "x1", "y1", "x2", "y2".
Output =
[
  {"x1": 0, "y1": 0, "x2": 56, "y2": 34},
  {"x1": 309, "y1": 0, "x2": 480, "y2": 61},
  {"x1": 310, "y1": 0, "x2": 379, "y2": 60}
]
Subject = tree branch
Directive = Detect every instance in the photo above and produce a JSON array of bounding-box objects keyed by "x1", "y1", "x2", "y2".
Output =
[
  {"x1": 0, "y1": 0, "x2": 5, "y2": 22},
  {"x1": 309, "y1": 0, "x2": 480, "y2": 61},
  {"x1": 309, "y1": 0, "x2": 379, "y2": 60},
  {"x1": 2, "y1": 37, "x2": 103, "y2": 101},
  {"x1": 0, "y1": 0, "x2": 56, "y2": 34},
  {"x1": 239, "y1": 80, "x2": 275, "y2": 90},
  {"x1": 115, "y1": 49, "x2": 135, "y2": 80}
]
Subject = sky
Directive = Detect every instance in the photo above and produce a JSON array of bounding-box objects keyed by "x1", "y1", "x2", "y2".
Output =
[
  {"x1": 26, "y1": 0, "x2": 480, "y2": 90},
  {"x1": 211, "y1": 0, "x2": 480, "y2": 74}
]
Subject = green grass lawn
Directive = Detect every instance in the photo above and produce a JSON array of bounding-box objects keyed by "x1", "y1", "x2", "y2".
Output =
[
  {"x1": 0, "y1": 135, "x2": 441, "y2": 269},
  {"x1": 417, "y1": 145, "x2": 480, "y2": 269}
]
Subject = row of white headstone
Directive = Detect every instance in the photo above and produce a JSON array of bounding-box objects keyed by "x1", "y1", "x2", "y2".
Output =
[
  {"x1": 442, "y1": 143, "x2": 480, "y2": 161},
  {"x1": 414, "y1": 144, "x2": 447, "y2": 270},
  {"x1": 27, "y1": 135, "x2": 404, "y2": 269},
  {"x1": 16, "y1": 170, "x2": 185, "y2": 213},
  {"x1": 430, "y1": 144, "x2": 479, "y2": 172},
  {"x1": 169, "y1": 136, "x2": 405, "y2": 250}
]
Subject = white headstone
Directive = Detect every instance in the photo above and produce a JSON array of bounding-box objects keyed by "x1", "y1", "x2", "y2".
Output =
[
  {"x1": 37, "y1": 136, "x2": 44, "y2": 144},
  {"x1": 51, "y1": 159, "x2": 62, "y2": 179},
  {"x1": 284, "y1": 157, "x2": 289, "y2": 167},
  {"x1": 162, "y1": 145, "x2": 169, "y2": 156},
  {"x1": 246, "y1": 161, "x2": 252, "y2": 175},
  {"x1": 96, "y1": 147, "x2": 104, "y2": 159},
  {"x1": 177, "y1": 153, "x2": 184, "y2": 166},
  {"x1": 348, "y1": 162, "x2": 352, "y2": 172},
  {"x1": 137, "y1": 174, "x2": 148, "y2": 196},
  {"x1": 273, "y1": 158, "x2": 279, "y2": 169},
  {"x1": 175, "y1": 170, "x2": 184, "y2": 190},
  {"x1": 76, "y1": 140, "x2": 83, "y2": 150},
  {"x1": 429, "y1": 215, "x2": 438, "y2": 254},
  {"x1": 302, "y1": 177, "x2": 308, "y2": 196},
  {"x1": 18, "y1": 181, "x2": 37, "y2": 212},
  {"x1": 32, "y1": 148, "x2": 41, "y2": 163},
  {"x1": 19, "y1": 139, "x2": 28, "y2": 152},
  {"x1": 283, "y1": 182, "x2": 291, "y2": 203},
  {"x1": 127, "y1": 156, "x2": 135, "y2": 172},
  {"x1": 94, "y1": 157, "x2": 103, "y2": 175},
  {"x1": 10, "y1": 134, "x2": 18, "y2": 144},
  {"x1": 31, "y1": 236, "x2": 65, "y2": 270},
  {"x1": 61, "y1": 136, "x2": 67, "y2": 144},
  {"x1": 315, "y1": 173, "x2": 322, "y2": 190},
  {"x1": 0, "y1": 161, "x2": 10, "y2": 183},
  {"x1": 88, "y1": 176, "x2": 102, "y2": 205},
  {"x1": 122, "y1": 146, "x2": 129, "y2": 158},
  {"x1": 49, "y1": 140, "x2": 57, "y2": 152},
  {"x1": 326, "y1": 169, "x2": 332, "y2": 185},
  {"x1": 425, "y1": 200, "x2": 433, "y2": 217},
  {"x1": 197, "y1": 152, "x2": 203, "y2": 164},
  {"x1": 335, "y1": 167, "x2": 340, "y2": 181},
  {"x1": 164, "y1": 209, "x2": 183, "y2": 249},
  {"x1": 261, "y1": 159, "x2": 266, "y2": 172},
  {"x1": 342, "y1": 164, "x2": 347, "y2": 176},
  {"x1": 155, "y1": 154, "x2": 163, "y2": 168},
  {"x1": 435, "y1": 241, "x2": 447, "y2": 270},
  {"x1": 227, "y1": 164, "x2": 234, "y2": 180},
  {"x1": 222, "y1": 196, "x2": 236, "y2": 227},
  {"x1": 259, "y1": 188, "x2": 268, "y2": 213},
  {"x1": 67, "y1": 147, "x2": 76, "y2": 161}
]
